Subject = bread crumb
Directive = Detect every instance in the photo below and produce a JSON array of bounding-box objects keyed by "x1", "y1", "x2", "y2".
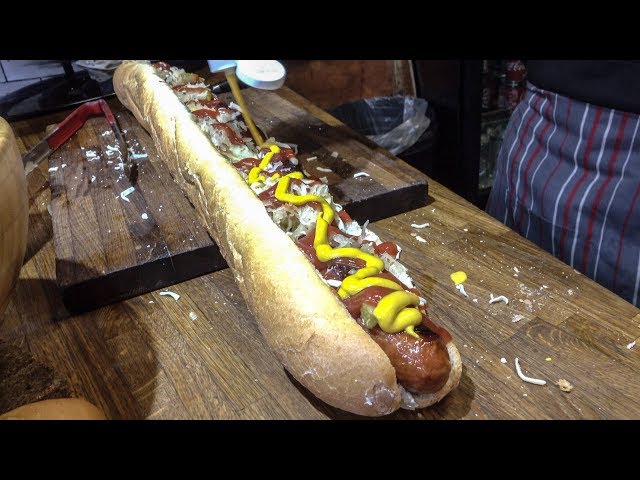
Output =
[
  {"x1": 500, "y1": 357, "x2": 507, "y2": 364},
  {"x1": 512, "y1": 314, "x2": 525, "y2": 323},
  {"x1": 627, "y1": 340, "x2": 636, "y2": 350},
  {"x1": 331, "y1": 151, "x2": 339, "y2": 158},
  {"x1": 189, "y1": 311, "x2": 198, "y2": 321},
  {"x1": 556, "y1": 379, "x2": 574, "y2": 393}
]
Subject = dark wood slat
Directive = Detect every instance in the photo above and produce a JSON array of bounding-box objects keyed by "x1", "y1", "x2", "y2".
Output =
[{"x1": 47, "y1": 112, "x2": 223, "y2": 314}]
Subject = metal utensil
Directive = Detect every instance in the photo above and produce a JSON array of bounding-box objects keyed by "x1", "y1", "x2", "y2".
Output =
[{"x1": 22, "y1": 99, "x2": 135, "y2": 182}]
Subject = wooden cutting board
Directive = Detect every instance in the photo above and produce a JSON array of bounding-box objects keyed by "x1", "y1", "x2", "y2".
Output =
[{"x1": 49, "y1": 88, "x2": 428, "y2": 314}]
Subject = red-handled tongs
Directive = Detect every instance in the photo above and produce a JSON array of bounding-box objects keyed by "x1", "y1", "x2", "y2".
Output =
[{"x1": 22, "y1": 99, "x2": 136, "y2": 182}]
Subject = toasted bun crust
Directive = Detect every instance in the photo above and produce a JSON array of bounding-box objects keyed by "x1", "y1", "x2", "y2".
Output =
[
  {"x1": 113, "y1": 62, "x2": 461, "y2": 416},
  {"x1": 0, "y1": 398, "x2": 107, "y2": 420},
  {"x1": 0, "y1": 117, "x2": 28, "y2": 316}
]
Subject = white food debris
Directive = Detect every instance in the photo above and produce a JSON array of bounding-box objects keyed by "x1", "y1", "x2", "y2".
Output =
[
  {"x1": 48, "y1": 166, "x2": 58, "y2": 172},
  {"x1": 326, "y1": 279, "x2": 342, "y2": 288},
  {"x1": 316, "y1": 166, "x2": 332, "y2": 173},
  {"x1": 120, "y1": 186, "x2": 135, "y2": 202},
  {"x1": 90, "y1": 175, "x2": 97, "y2": 183},
  {"x1": 567, "y1": 289, "x2": 574, "y2": 295},
  {"x1": 61, "y1": 163, "x2": 67, "y2": 168},
  {"x1": 189, "y1": 311, "x2": 198, "y2": 321},
  {"x1": 306, "y1": 156, "x2": 317, "y2": 161},
  {"x1": 515, "y1": 357, "x2": 546, "y2": 386},
  {"x1": 159, "y1": 291, "x2": 180, "y2": 301},
  {"x1": 419, "y1": 296, "x2": 427, "y2": 307},
  {"x1": 148, "y1": 300, "x2": 154, "y2": 304},
  {"x1": 473, "y1": 298, "x2": 478, "y2": 303},
  {"x1": 627, "y1": 340, "x2": 637, "y2": 350},
  {"x1": 353, "y1": 172, "x2": 370, "y2": 178},
  {"x1": 514, "y1": 267, "x2": 520, "y2": 273},
  {"x1": 319, "y1": 176, "x2": 329, "y2": 184},
  {"x1": 331, "y1": 151, "x2": 339, "y2": 158},
  {"x1": 85, "y1": 149, "x2": 98, "y2": 158},
  {"x1": 500, "y1": 358, "x2": 507, "y2": 364},
  {"x1": 512, "y1": 314, "x2": 525, "y2": 323},
  {"x1": 456, "y1": 283, "x2": 469, "y2": 298},
  {"x1": 129, "y1": 152, "x2": 148, "y2": 159},
  {"x1": 415, "y1": 235, "x2": 427, "y2": 243},
  {"x1": 556, "y1": 379, "x2": 574, "y2": 392},
  {"x1": 229, "y1": 101, "x2": 242, "y2": 112},
  {"x1": 411, "y1": 223, "x2": 430, "y2": 229},
  {"x1": 141, "y1": 213, "x2": 149, "y2": 220},
  {"x1": 463, "y1": 228, "x2": 468, "y2": 232},
  {"x1": 489, "y1": 293, "x2": 509, "y2": 305},
  {"x1": 106, "y1": 145, "x2": 119, "y2": 152}
]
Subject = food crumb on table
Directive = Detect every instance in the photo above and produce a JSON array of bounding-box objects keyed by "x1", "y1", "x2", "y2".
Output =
[{"x1": 556, "y1": 379, "x2": 574, "y2": 393}]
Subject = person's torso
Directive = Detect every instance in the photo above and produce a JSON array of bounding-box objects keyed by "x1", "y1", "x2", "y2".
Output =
[{"x1": 526, "y1": 60, "x2": 640, "y2": 114}]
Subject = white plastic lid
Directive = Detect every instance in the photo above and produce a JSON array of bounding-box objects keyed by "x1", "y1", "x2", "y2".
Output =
[
  {"x1": 235, "y1": 60, "x2": 286, "y2": 90},
  {"x1": 207, "y1": 60, "x2": 237, "y2": 73}
]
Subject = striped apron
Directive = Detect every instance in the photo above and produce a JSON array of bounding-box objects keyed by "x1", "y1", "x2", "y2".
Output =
[{"x1": 486, "y1": 82, "x2": 640, "y2": 307}]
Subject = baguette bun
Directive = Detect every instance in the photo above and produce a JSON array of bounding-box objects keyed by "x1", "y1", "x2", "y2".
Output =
[
  {"x1": 0, "y1": 398, "x2": 107, "y2": 420},
  {"x1": 0, "y1": 117, "x2": 28, "y2": 317},
  {"x1": 113, "y1": 61, "x2": 461, "y2": 416}
]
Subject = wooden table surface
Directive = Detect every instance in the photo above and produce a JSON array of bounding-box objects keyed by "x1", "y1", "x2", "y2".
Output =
[{"x1": 2, "y1": 90, "x2": 640, "y2": 420}]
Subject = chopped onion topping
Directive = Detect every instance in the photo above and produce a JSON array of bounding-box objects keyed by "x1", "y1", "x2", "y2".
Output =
[
  {"x1": 489, "y1": 293, "x2": 509, "y2": 305},
  {"x1": 120, "y1": 186, "x2": 135, "y2": 202},
  {"x1": 159, "y1": 291, "x2": 180, "y2": 301},
  {"x1": 380, "y1": 253, "x2": 414, "y2": 289},
  {"x1": 515, "y1": 358, "x2": 546, "y2": 386},
  {"x1": 455, "y1": 284, "x2": 469, "y2": 298},
  {"x1": 353, "y1": 172, "x2": 370, "y2": 178}
]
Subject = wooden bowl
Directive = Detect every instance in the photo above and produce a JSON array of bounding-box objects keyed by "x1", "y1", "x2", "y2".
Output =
[{"x1": 0, "y1": 117, "x2": 28, "y2": 317}]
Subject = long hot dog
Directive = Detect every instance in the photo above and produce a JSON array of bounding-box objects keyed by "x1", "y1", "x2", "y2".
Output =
[{"x1": 113, "y1": 61, "x2": 462, "y2": 416}]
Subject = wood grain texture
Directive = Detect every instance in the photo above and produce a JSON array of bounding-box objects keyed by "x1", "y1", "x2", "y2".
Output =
[
  {"x1": 1, "y1": 93, "x2": 639, "y2": 419},
  {"x1": 47, "y1": 109, "x2": 223, "y2": 314}
]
